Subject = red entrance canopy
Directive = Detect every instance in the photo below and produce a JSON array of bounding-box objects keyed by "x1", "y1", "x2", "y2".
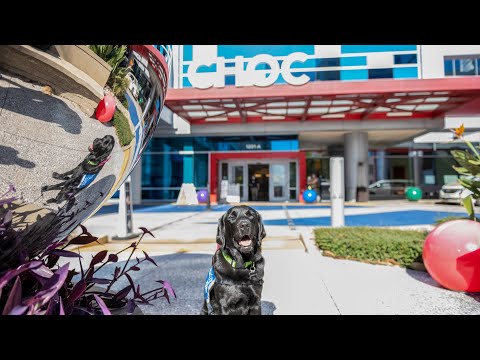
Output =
[{"x1": 165, "y1": 77, "x2": 480, "y2": 125}]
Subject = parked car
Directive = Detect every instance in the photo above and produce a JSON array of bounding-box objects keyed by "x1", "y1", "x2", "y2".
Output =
[
  {"x1": 439, "y1": 178, "x2": 480, "y2": 205},
  {"x1": 126, "y1": 72, "x2": 139, "y2": 98},
  {"x1": 368, "y1": 179, "x2": 414, "y2": 199}
]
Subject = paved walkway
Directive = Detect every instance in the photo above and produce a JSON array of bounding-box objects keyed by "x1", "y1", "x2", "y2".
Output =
[
  {"x1": 69, "y1": 200, "x2": 480, "y2": 314},
  {"x1": 0, "y1": 72, "x2": 124, "y2": 208}
]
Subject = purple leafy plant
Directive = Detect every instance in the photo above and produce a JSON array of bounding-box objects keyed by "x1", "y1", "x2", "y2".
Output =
[{"x1": 0, "y1": 189, "x2": 174, "y2": 315}]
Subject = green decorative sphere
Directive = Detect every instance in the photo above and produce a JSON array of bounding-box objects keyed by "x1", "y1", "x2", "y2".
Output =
[{"x1": 406, "y1": 187, "x2": 422, "y2": 201}]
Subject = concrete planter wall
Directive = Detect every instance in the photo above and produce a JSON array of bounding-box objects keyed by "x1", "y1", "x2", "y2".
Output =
[
  {"x1": 50, "y1": 45, "x2": 112, "y2": 89},
  {"x1": 0, "y1": 45, "x2": 105, "y2": 116}
]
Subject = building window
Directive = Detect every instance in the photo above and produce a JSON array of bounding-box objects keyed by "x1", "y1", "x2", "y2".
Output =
[
  {"x1": 455, "y1": 59, "x2": 476, "y2": 75},
  {"x1": 444, "y1": 55, "x2": 480, "y2": 76},
  {"x1": 317, "y1": 58, "x2": 340, "y2": 67},
  {"x1": 368, "y1": 68, "x2": 394, "y2": 79},
  {"x1": 316, "y1": 70, "x2": 340, "y2": 81},
  {"x1": 394, "y1": 54, "x2": 417, "y2": 64},
  {"x1": 444, "y1": 59, "x2": 454, "y2": 76},
  {"x1": 225, "y1": 75, "x2": 235, "y2": 85}
]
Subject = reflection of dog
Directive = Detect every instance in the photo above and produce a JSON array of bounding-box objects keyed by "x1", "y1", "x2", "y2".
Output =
[
  {"x1": 41, "y1": 135, "x2": 115, "y2": 204},
  {"x1": 201, "y1": 205, "x2": 266, "y2": 315}
]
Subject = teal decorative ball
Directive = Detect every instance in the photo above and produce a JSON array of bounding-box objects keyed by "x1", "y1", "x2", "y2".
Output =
[{"x1": 406, "y1": 187, "x2": 422, "y2": 201}]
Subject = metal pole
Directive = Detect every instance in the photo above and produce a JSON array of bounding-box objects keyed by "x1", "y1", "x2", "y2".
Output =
[
  {"x1": 112, "y1": 176, "x2": 136, "y2": 240},
  {"x1": 206, "y1": 182, "x2": 211, "y2": 210},
  {"x1": 330, "y1": 157, "x2": 345, "y2": 227}
]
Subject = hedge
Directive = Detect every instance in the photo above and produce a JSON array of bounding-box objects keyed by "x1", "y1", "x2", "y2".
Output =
[
  {"x1": 314, "y1": 227, "x2": 428, "y2": 268},
  {"x1": 112, "y1": 110, "x2": 134, "y2": 146}
]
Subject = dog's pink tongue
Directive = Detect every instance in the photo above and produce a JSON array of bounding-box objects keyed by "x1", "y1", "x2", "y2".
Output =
[{"x1": 240, "y1": 239, "x2": 252, "y2": 247}]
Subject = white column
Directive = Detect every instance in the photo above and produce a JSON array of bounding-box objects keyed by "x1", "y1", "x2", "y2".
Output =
[
  {"x1": 130, "y1": 160, "x2": 142, "y2": 205},
  {"x1": 330, "y1": 157, "x2": 345, "y2": 227},
  {"x1": 344, "y1": 132, "x2": 369, "y2": 202}
]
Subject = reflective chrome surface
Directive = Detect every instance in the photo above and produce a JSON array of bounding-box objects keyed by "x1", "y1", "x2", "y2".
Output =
[{"x1": 0, "y1": 45, "x2": 169, "y2": 268}]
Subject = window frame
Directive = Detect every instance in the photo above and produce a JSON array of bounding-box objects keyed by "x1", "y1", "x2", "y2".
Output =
[{"x1": 444, "y1": 54, "x2": 480, "y2": 76}]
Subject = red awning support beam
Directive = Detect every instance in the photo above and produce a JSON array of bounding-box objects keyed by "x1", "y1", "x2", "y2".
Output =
[
  {"x1": 234, "y1": 99, "x2": 247, "y2": 122},
  {"x1": 300, "y1": 98, "x2": 312, "y2": 122}
]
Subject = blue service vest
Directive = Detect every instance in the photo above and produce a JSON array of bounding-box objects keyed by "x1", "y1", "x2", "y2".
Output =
[
  {"x1": 204, "y1": 266, "x2": 216, "y2": 304},
  {"x1": 77, "y1": 173, "x2": 98, "y2": 189}
]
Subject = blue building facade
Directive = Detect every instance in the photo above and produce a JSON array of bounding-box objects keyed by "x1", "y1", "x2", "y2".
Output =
[
  {"x1": 136, "y1": 45, "x2": 480, "y2": 203},
  {"x1": 181, "y1": 45, "x2": 419, "y2": 88}
]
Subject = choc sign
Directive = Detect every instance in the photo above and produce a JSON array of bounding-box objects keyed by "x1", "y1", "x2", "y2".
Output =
[{"x1": 187, "y1": 52, "x2": 311, "y2": 89}]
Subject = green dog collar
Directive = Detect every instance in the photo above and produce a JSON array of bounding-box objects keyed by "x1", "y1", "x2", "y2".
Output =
[{"x1": 222, "y1": 250, "x2": 253, "y2": 269}]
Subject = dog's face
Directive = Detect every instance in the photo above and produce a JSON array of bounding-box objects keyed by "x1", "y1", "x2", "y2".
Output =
[
  {"x1": 89, "y1": 135, "x2": 115, "y2": 158},
  {"x1": 216, "y1": 206, "x2": 266, "y2": 255}
]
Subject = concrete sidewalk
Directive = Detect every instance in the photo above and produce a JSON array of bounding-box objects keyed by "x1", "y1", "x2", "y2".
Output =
[
  {"x1": 86, "y1": 240, "x2": 480, "y2": 315},
  {"x1": 72, "y1": 201, "x2": 480, "y2": 315}
]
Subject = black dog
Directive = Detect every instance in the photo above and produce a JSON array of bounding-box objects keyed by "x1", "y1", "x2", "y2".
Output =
[
  {"x1": 41, "y1": 135, "x2": 115, "y2": 204},
  {"x1": 201, "y1": 205, "x2": 266, "y2": 315}
]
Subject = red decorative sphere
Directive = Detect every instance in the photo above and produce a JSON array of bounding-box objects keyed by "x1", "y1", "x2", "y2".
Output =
[
  {"x1": 96, "y1": 94, "x2": 116, "y2": 122},
  {"x1": 423, "y1": 219, "x2": 480, "y2": 292}
]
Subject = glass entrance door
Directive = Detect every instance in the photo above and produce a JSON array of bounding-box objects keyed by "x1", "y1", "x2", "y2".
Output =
[
  {"x1": 270, "y1": 163, "x2": 289, "y2": 201},
  {"x1": 228, "y1": 163, "x2": 246, "y2": 201},
  {"x1": 221, "y1": 160, "x2": 296, "y2": 202}
]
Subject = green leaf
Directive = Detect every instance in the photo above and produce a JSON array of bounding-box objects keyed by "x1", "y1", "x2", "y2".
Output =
[
  {"x1": 452, "y1": 166, "x2": 469, "y2": 174},
  {"x1": 451, "y1": 150, "x2": 480, "y2": 175},
  {"x1": 462, "y1": 195, "x2": 476, "y2": 220}
]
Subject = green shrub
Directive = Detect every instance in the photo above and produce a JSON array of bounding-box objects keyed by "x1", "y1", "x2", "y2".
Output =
[
  {"x1": 314, "y1": 227, "x2": 428, "y2": 267},
  {"x1": 112, "y1": 110, "x2": 134, "y2": 146},
  {"x1": 121, "y1": 97, "x2": 129, "y2": 109}
]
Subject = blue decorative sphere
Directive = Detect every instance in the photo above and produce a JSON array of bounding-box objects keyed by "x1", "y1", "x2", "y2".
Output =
[
  {"x1": 197, "y1": 189, "x2": 209, "y2": 203},
  {"x1": 303, "y1": 189, "x2": 317, "y2": 203}
]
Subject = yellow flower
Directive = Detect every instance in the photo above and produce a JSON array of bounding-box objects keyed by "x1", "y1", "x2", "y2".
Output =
[{"x1": 453, "y1": 123, "x2": 465, "y2": 138}]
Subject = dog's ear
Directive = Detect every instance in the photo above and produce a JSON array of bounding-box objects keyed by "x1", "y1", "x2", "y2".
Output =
[
  {"x1": 256, "y1": 213, "x2": 266, "y2": 247},
  {"x1": 216, "y1": 213, "x2": 227, "y2": 250}
]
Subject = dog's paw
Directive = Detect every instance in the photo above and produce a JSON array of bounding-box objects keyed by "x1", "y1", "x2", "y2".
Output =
[
  {"x1": 52, "y1": 172, "x2": 62, "y2": 179},
  {"x1": 41, "y1": 185, "x2": 48, "y2": 192}
]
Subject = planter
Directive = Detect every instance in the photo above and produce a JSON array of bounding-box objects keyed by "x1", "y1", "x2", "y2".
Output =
[
  {"x1": 0, "y1": 45, "x2": 105, "y2": 116},
  {"x1": 49, "y1": 45, "x2": 112, "y2": 88}
]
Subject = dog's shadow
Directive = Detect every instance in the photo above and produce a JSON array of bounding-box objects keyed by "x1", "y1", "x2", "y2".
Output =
[{"x1": 261, "y1": 301, "x2": 277, "y2": 315}]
